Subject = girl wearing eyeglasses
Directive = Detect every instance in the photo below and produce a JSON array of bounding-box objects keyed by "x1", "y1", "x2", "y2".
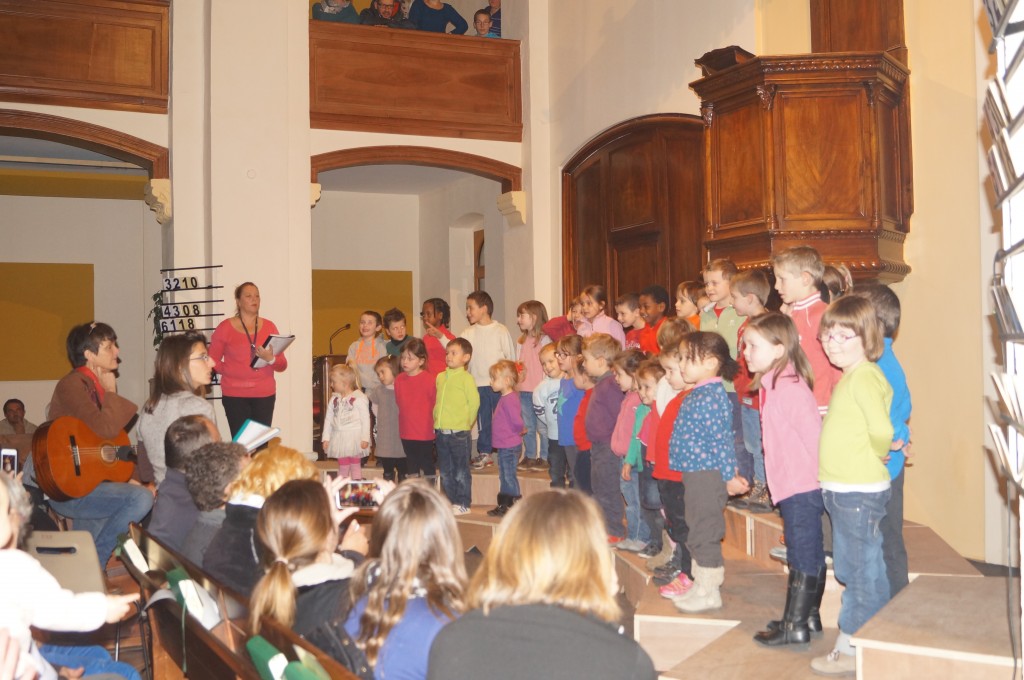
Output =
[{"x1": 810, "y1": 296, "x2": 894, "y2": 676}]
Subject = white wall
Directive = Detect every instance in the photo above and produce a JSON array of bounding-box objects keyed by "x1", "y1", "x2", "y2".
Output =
[
  {"x1": 311, "y1": 190, "x2": 421, "y2": 328},
  {"x1": 0, "y1": 195, "x2": 161, "y2": 428},
  {"x1": 419, "y1": 175, "x2": 506, "y2": 334}
]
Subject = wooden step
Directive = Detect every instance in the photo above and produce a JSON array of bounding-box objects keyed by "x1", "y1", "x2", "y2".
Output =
[{"x1": 853, "y1": 574, "x2": 1017, "y2": 680}]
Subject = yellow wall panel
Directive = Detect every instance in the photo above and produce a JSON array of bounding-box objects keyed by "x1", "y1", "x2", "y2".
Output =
[
  {"x1": 312, "y1": 270, "x2": 412, "y2": 357},
  {"x1": 0, "y1": 263, "x2": 94, "y2": 380}
]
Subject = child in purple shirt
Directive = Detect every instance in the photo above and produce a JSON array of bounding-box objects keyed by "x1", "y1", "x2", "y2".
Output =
[
  {"x1": 488, "y1": 359, "x2": 524, "y2": 517},
  {"x1": 583, "y1": 334, "x2": 627, "y2": 540}
]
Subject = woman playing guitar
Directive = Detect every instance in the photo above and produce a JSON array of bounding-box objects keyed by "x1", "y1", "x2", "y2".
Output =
[{"x1": 24, "y1": 322, "x2": 153, "y2": 568}]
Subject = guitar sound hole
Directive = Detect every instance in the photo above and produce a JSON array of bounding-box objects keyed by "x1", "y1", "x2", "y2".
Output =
[{"x1": 100, "y1": 445, "x2": 118, "y2": 464}]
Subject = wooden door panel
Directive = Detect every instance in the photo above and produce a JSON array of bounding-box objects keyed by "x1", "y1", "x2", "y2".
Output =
[
  {"x1": 562, "y1": 115, "x2": 705, "y2": 307},
  {"x1": 715, "y1": 103, "x2": 765, "y2": 228},
  {"x1": 608, "y1": 139, "x2": 656, "y2": 228},
  {"x1": 778, "y1": 91, "x2": 867, "y2": 221}
]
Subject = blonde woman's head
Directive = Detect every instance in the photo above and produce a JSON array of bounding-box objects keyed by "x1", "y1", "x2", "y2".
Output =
[
  {"x1": 468, "y1": 489, "x2": 620, "y2": 623},
  {"x1": 227, "y1": 444, "x2": 319, "y2": 500}
]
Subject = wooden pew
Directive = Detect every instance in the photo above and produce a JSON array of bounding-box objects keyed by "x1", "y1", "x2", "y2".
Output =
[{"x1": 125, "y1": 524, "x2": 360, "y2": 680}]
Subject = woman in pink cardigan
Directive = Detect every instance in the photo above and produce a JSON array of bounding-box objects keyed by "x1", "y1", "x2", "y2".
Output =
[{"x1": 209, "y1": 282, "x2": 288, "y2": 436}]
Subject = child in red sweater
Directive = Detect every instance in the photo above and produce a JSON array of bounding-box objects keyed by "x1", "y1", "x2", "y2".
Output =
[
  {"x1": 394, "y1": 338, "x2": 437, "y2": 481},
  {"x1": 572, "y1": 371, "x2": 595, "y2": 494}
]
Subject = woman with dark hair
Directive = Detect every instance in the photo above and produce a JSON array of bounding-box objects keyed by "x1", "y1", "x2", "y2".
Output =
[
  {"x1": 137, "y1": 332, "x2": 217, "y2": 486},
  {"x1": 22, "y1": 322, "x2": 153, "y2": 566},
  {"x1": 208, "y1": 282, "x2": 289, "y2": 436}
]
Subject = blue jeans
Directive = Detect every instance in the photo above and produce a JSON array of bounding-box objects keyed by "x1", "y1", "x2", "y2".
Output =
[
  {"x1": 740, "y1": 405, "x2": 765, "y2": 484},
  {"x1": 638, "y1": 462, "x2": 664, "y2": 546},
  {"x1": 496, "y1": 447, "x2": 521, "y2": 496},
  {"x1": 881, "y1": 469, "x2": 909, "y2": 598},
  {"x1": 727, "y1": 392, "x2": 754, "y2": 484},
  {"x1": 574, "y1": 449, "x2": 592, "y2": 494},
  {"x1": 48, "y1": 481, "x2": 154, "y2": 567},
  {"x1": 40, "y1": 644, "x2": 142, "y2": 680},
  {"x1": 620, "y1": 470, "x2": 651, "y2": 543},
  {"x1": 777, "y1": 489, "x2": 825, "y2": 575},
  {"x1": 592, "y1": 442, "x2": 624, "y2": 538},
  {"x1": 477, "y1": 387, "x2": 500, "y2": 453},
  {"x1": 519, "y1": 391, "x2": 547, "y2": 460},
  {"x1": 548, "y1": 439, "x2": 567, "y2": 487},
  {"x1": 823, "y1": 488, "x2": 891, "y2": 636},
  {"x1": 436, "y1": 431, "x2": 473, "y2": 507}
]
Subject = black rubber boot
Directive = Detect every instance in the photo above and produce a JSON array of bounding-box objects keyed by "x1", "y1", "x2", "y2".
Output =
[
  {"x1": 754, "y1": 569, "x2": 817, "y2": 646},
  {"x1": 487, "y1": 493, "x2": 509, "y2": 517},
  {"x1": 807, "y1": 565, "x2": 826, "y2": 633}
]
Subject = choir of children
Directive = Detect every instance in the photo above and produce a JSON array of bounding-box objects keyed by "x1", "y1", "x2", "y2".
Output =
[{"x1": 343, "y1": 246, "x2": 910, "y2": 677}]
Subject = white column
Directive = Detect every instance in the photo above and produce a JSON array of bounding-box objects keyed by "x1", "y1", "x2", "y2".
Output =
[{"x1": 208, "y1": 0, "x2": 313, "y2": 447}]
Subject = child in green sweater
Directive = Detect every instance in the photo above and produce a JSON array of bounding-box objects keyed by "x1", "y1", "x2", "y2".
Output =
[{"x1": 811, "y1": 296, "x2": 894, "y2": 677}]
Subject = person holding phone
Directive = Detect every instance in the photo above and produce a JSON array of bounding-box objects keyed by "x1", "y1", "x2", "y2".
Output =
[{"x1": 209, "y1": 282, "x2": 289, "y2": 437}]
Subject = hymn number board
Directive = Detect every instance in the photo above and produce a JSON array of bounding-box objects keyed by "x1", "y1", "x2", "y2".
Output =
[{"x1": 159, "y1": 265, "x2": 225, "y2": 389}]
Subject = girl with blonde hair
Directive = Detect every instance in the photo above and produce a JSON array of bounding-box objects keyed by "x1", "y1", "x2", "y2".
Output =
[
  {"x1": 427, "y1": 490, "x2": 655, "y2": 679},
  {"x1": 344, "y1": 480, "x2": 466, "y2": 679}
]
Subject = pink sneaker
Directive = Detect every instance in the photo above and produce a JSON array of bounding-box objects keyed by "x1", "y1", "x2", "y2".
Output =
[{"x1": 658, "y1": 573, "x2": 694, "y2": 599}]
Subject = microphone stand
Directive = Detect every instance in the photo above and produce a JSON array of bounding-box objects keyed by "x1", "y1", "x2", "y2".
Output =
[{"x1": 328, "y1": 323, "x2": 351, "y2": 355}]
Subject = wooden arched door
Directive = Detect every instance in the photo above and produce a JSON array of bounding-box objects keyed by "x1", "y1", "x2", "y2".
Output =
[{"x1": 562, "y1": 114, "x2": 705, "y2": 305}]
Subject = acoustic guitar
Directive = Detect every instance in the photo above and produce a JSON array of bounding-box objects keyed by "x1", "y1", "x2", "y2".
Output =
[{"x1": 32, "y1": 417, "x2": 137, "y2": 501}]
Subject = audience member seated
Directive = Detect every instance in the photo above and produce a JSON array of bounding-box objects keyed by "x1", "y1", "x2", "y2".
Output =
[
  {"x1": 203, "y1": 444, "x2": 320, "y2": 596},
  {"x1": 181, "y1": 442, "x2": 248, "y2": 566},
  {"x1": 249, "y1": 477, "x2": 373, "y2": 679},
  {"x1": 427, "y1": 490, "x2": 657, "y2": 680},
  {"x1": 0, "y1": 399, "x2": 36, "y2": 435},
  {"x1": 22, "y1": 322, "x2": 153, "y2": 568},
  {"x1": 312, "y1": 0, "x2": 360, "y2": 23},
  {"x1": 345, "y1": 480, "x2": 465, "y2": 680},
  {"x1": 361, "y1": 0, "x2": 414, "y2": 28},
  {"x1": 136, "y1": 332, "x2": 217, "y2": 487},
  {"x1": 0, "y1": 472, "x2": 139, "y2": 680},
  {"x1": 409, "y1": 0, "x2": 468, "y2": 34},
  {"x1": 479, "y1": 0, "x2": 500, "y2": 36},
  {"x1": 471, "y1": 9, "x2": 498, "y2": 37},
  {"x1": 148, "y1": 415, "x2": 219, "y2": 551}
]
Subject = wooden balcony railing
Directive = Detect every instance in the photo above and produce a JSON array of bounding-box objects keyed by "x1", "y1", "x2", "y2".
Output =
[
  {"x1": 0, "y1": 0, "x2": 169, "y2": 113},
  {"x1": 310, "y1": 21, "x2": 522, "y2": 143}
]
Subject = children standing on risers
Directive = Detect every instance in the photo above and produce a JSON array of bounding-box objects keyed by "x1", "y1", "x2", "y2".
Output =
[
  {"x1": 772, "y1": 246, "x2": 842, "y2": 416},
  {"x1": 554, "y1": 335, "x2": 586, "y2": 489},
  {"x1": 533, "y1": 343, "x2": 566, "y2": 488},
  {"x1": 384, "y1": 307, "x2": 412, "y2": 357},
  {"x1": 582, "y1": 334, "x2": 627, "y2": 541},
  {"x1": 488, "y1": 360, "x2": 524, "y2": 516},
  {"x1": 610, "y1": 348, "x2": 647, "y2": 551},
  {"x1": 675, "y1": 281, "x2": 704, "y2": 329},
  {"x1": 515, "y1": 300, "x2": 551, "y2": 471},
  {"x1": 668, "y1": 333, "x2": 749, "y2": 613},
  {"x1": 811, "y1": 297, "x2": 894, "y2": 676},
  {"x1": 322, "y1": 363, "x2": 371, "y2": 479},
  {"x1": 851, "y1": 284, "x2": 913, "y2": 599},
  {"x1": 615, "y1": 293, "x2": 645, "y2": 350},
  {"x1": 729, "y1": 269, "x2": 771, "y2": 512},
  {"x1": 347, "y1": 310, "x2": 387, "y2": 391},
  {"x1": 578, "y1": 284, "x2": 626, "y2": 347},
  {"x1": 743, "y1": 313, "x2": 825, "y2": 647},
  {"x1": 367, "y1": 355, "x2": 406, "y2": 482},
  {"x1": 395, "y1": 337, "x2": 437, "y2": 482},
  {"x1": 637, "y1": 285, "x2": 671, "y2": 355},
  {"x1": 461, "y1": 291, "x2": 516, "y2": 469},
  {"x1": 699, "y1": 259, "x2": 754, "y2": 486},
  {"x1": 421, "y1": 298, "x2": 456, "y2": 376},
  {"x1": 433, "y1": 337, "x2": 479, "y2": 515}
]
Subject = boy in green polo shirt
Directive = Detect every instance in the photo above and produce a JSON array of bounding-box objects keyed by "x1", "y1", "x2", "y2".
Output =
[{"x1": 434, "y1": 337, "x2": 480, "y2": 514}]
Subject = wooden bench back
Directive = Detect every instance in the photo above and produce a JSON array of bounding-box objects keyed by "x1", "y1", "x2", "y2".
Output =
[{"x1": 127, "y1": 524, "x2": 360, "y2": 680}]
